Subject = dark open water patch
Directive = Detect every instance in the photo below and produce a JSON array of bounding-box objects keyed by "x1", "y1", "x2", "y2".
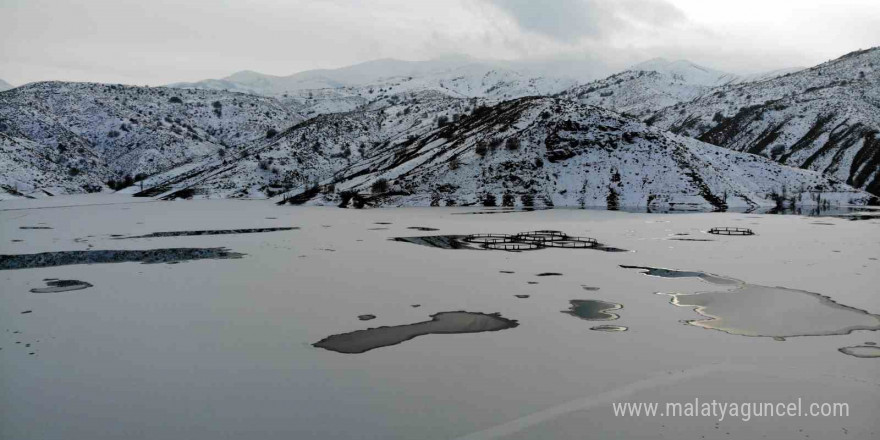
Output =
[
  {"x1": 392, "y1": 235, "x2": 475, "y2": 250},
  {"x1": 581, "y1": 286, "x2": 600, "y2": 291},
  {"x1": 358, "y1": 314, "x2": 376, "y2": 321},
  {"x1": 537, "y1": 272, "x2": 563, "y2": 277},
  {"x1": 451, "y1": 208, "x2": 541, "y2": 216},
  {"x1": 30, "y1": 280, "x2": 93, "y2": 293},
  {"x1": 0, "y1": 248, "x2": 244, "y2": 270},
  {"x1": 622, "y1": 265, "x2": 880, "y2": 338},
  {"x1": 515, "y1": 294, "x2": 530, "y2": 299},
  {"x1": 20, "y1": 226, "x2": 52, "y2": 230},
  {"x1": 117, "y1": 227, "x2": 297, "y2": 239},
  {"x1": 313, "y1": 311, "x2": 519, "y2": 354},
  {"x1": 837, "y1": 212, "x2": 880, "y2": 221},
  {"x1": 407, "y1": 226, "x2": 439, "y2": 231},
  {"x1": 838, "y1": 346, "x2": 880, "y2": 358},
  {"x1": 595, "y1": 246, "x2": 629, "y2": 253},
  {"x1": 562, "y1": 300, "x2": 622, "y2": 321}
]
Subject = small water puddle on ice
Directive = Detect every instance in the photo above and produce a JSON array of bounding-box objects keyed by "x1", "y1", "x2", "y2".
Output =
[
  {"x1": 590, "y1": 325, "x2": 628, "y2": 332},
  {"x1": 837, "y1": 346, "x2": 880, "y2": 358},
  {"x1": 30, "y1": 280, "x2": 93, "y2": 293},
  {"x1": 562, "y1": 300, "x2": 622, "y2": 321}
]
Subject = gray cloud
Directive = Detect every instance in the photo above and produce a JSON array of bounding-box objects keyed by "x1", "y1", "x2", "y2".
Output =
[
  {"x1": 484, "y1": 0, "x2": 687, "y2": 42},
  {"x1": 484, "y1": 0, "x2": 603, "y2": 42},
  {"x1": 0, "y1": 0, "x2": 877, "y2": 86}
]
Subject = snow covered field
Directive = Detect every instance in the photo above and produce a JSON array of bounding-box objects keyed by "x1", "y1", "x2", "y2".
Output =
[{"x1": 1, "y1": 195, "x2": 878, "y2": 439}]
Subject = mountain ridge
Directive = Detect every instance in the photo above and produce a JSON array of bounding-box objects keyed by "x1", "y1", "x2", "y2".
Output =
[
  {"x1": 0, "y1": 81, "x2": 303, "y2": 198},
  {"x1": 646, "y1": 47, "x2": 880, "y2": 195},
  {"x1": 2, "y1": 49, "x2": 877, "y2": 203},
  {"x1": 276, "y1": 97, "x2": 871, "y2": 209}
]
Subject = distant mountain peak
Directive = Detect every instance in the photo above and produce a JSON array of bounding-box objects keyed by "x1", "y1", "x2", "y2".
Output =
[
  {"x1": 224, "y1": 70, "x2": 277, "y2": 81},
  {"x1": 630, "y1": 58, "x2": 725, "y2": 79},
  {"x1": 168, "y1": 57, "x2": 579, "y2": 111}
]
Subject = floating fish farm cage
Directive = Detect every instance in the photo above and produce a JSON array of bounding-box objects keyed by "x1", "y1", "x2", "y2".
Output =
[
  {"x1": 543, "y1": 237, "x2": 599, "y2": 248},
  {"x1": 707, "y1": 227, "x2": 755, "y2": 236},
  {"x1": 463, "y1": 230, "x2": 599, "y2": 251},
  {"x1": 484, "y1": 241, "x2": 543, "y2": 251},
  {"x1": 463, "y1": 233, "x2": 515, "y2": 244}
]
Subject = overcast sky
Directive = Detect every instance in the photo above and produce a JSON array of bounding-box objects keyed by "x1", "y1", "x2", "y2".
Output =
[{"x1": 1, "y1": 0, "x2": 878, "y2": 86}]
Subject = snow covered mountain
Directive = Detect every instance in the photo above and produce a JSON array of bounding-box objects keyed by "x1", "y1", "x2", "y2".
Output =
[
  {"x1": 560, "y1": 59, "x2": 799, "y2": 119},
  {"x1": 278, "y1": 97, "x2": 870, "y2": 209},
  {"x1": 0, "y1": 82, "x2": 303, "y2": 198},
  {"x1": 646, "y1": 47, "x2": 880, "y2": 195},
  {"x1": 171, "y1": 57, "x2": 577, "y2": 97},
  {"x1": 169, "y1": 57, "x2": 578, "y2": 117},
  {"x1": 2, "y1": 49, "x2": 877, "y2": 205},
  {"x1": 0, "y1": 79, "x2": 13, "y2": 92}
]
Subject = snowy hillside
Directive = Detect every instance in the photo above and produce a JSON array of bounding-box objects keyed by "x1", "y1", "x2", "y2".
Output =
[
  {"x1": 279, "y1": 97, "x2": 871, "y2": 209},
  {"x1": 0, "y1": 82, "x2": 304, "y2": 195},
  {"x1": 0, "y1": 79, "x2": 13, "y2": 92},
  {"x1": 561, "y1": 59, "x2": 797, "y2": 119},
  {"x1": 647, "y1": 47, "x2": 880, "y2": 195},
  {"x1": 170, "y1": 57, "x2": 577, "y2": 117},
  {"x1": 0, "y1": 133, "x2": 109, "y2": 199},
  {"x1": 125, "y1": 91, "x2": 478, "y2": 199},
  {"x1": 632, "y1": 59, "x2": 802, "y2": 85}
]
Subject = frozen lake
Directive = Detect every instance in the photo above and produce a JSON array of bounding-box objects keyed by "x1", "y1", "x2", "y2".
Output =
[{"x1": 1, "y1": 195, "x2": 879, "y2": 439}]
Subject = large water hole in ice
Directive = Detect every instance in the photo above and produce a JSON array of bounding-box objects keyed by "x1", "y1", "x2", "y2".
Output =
[
  {"x1": 117, "y1": 227, "x2": 297, "y2": 239},
  {"x1": 621, "y1": 265, "x2": 880, "y2": 338},
  {"x1": 1, "y1": 248, "x2": 244, "y2": 270},
  {"x1": 313, "y1": 311, "x2": 519, "y2": 354}
]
